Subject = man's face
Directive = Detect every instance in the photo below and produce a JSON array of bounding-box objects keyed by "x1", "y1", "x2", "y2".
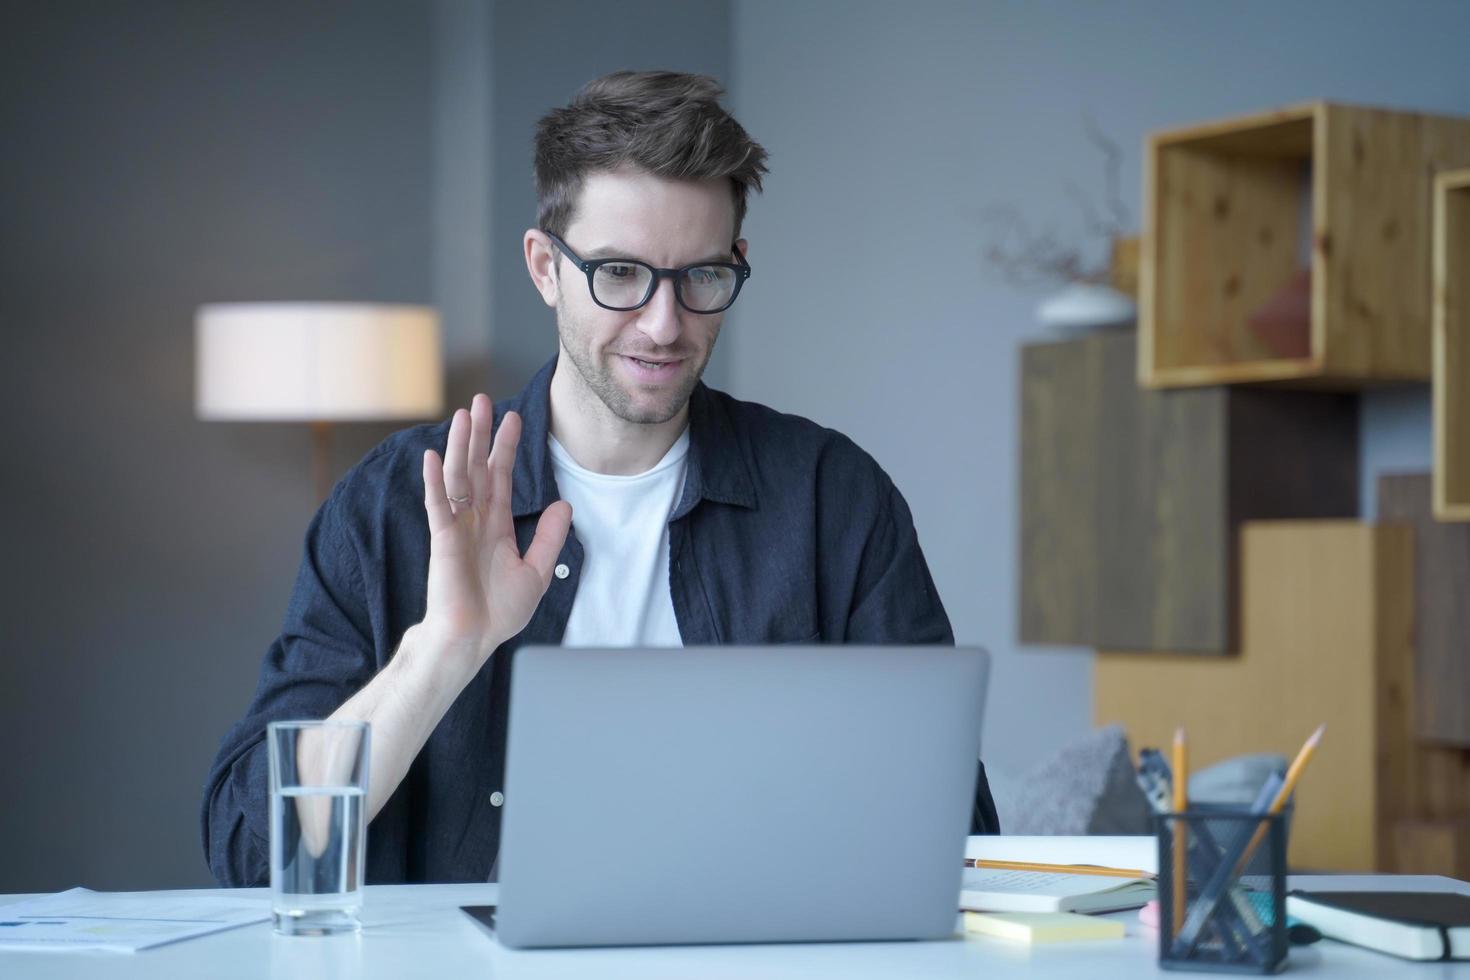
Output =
[{"x1": 544, "y1": 169, "x2": 743, "y2": 426}]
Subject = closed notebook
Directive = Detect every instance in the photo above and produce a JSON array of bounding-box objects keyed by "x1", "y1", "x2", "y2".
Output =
[
  {"x1": 960, "y1": 868, "x2": 1154, "y2": 914},
  {"x1": 1285, "y1": 891, "x2": 1470, "y2": 961},
  {"x1": 964, "y1": 911, "x2": 1125, "y2": 943}
]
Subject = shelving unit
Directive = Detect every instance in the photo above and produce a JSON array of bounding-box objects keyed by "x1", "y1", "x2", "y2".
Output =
[
  {"x1": 1140, "y1": 102, "x2": 1470, "y2": 389},
  {"x1": 1435, "y1": 168, "x2": 1470, "y2": 521}
]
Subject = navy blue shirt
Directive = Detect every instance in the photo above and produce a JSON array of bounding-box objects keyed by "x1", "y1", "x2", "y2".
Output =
[{"x1": 202, "y1": 358, "x2": 999, "y2": 886}]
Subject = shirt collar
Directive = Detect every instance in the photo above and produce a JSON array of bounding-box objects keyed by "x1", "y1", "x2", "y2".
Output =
[{"x1": 506, "y1": 356, "x2": 757, "y2": 519}]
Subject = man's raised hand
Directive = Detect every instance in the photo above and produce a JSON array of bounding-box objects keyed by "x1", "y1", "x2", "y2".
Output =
[{"x1": 419, "y1": 394, "x2": 572, "y2": 669}]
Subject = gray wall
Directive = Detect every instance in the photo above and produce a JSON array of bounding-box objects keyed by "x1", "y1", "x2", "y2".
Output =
[
  {"x1": 0, "y1": 1, "x2": 433, "y2": 891},
  {"x1": 726, "y1": 0, "x2": 1470, "y2": 776}
]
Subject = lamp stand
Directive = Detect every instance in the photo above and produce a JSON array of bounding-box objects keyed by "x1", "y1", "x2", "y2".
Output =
[{"x1": 310, "y1": 421, "x2": 334, "y2": 503}]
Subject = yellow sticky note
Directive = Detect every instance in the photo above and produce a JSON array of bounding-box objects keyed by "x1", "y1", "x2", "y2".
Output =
[{"x1": 963, "y1": 911, "x2": 1126, "y2": 944}]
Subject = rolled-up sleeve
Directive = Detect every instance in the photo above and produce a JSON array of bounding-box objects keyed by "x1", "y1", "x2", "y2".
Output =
[{"x1": 200, "y1": 488, "x2": 378, "y2": 886}]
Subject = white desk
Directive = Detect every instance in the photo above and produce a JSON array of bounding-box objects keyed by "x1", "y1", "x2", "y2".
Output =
[{"x1": 3, "y1": 876, "x2": 1469, "y2": 978}]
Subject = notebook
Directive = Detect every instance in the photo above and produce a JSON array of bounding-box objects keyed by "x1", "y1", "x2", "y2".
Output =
[
  {"x1": 1285, "y1": 891, "x2": 1470, "y2": 961},
  {"x1": 964, "y1": 911, "x2": 1126, "y2": 943},
  {"x1": 960, "y1": 867, "x2": 1155, "y2": 914}
]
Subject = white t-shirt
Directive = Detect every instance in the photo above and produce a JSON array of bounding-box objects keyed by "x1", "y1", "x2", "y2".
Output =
[{"x1": 549, "y1": 430, "x2": 689, "y2": 648}]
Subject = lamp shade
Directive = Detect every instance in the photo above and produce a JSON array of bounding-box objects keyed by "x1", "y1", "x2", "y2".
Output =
[{"x1": 195, "y1": 303, "x2": 444, "y2": 421}]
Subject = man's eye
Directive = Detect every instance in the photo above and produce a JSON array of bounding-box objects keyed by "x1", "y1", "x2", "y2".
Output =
[
  {"x1": 686, "y1": 267, "x2": 720, "y2": 285},
  {"x1": 602, "y1": 263, "x2": 639, "y2": 280}
]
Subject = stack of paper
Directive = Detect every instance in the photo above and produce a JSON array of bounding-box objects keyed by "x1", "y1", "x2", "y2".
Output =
[{"x1": 0, "y1": 887, "x2": 270, "y2": 953}]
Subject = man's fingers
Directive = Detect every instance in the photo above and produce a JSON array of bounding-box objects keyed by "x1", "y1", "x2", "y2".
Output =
[
  {"x1": 522, "y1": 500, "x2": 572, "y2": 582},
  {"x1": 466, "y1": 394, "x2": 493, "y2": 503},
  {"x1": 487, "y1": 410, "x2": 521, "y2": 511},
  {"x1": 442, "y1": 407, "x2": 472, "y2": 502},
  {"x1": 422, "y1": 449, "x2": 454, "y2": 532}
]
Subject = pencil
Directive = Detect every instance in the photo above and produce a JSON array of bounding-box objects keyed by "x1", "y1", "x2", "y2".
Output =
[
  {"x1": 1172, "y1": 727, "x2": 1188, "y2": 936},
  {"x1": 962, "y1": 858, "x2": 1156, "y2": 880},
  {"x1": 1229, "y1": 723, "x2": 1326, "y2": 878}
]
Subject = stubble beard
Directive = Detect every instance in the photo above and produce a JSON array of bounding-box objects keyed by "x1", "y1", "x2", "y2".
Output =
[{"x1": 556, "y1": 300, "x2": 716, "y2": 425}]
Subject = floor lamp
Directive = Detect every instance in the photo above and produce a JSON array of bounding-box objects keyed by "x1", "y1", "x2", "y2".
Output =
[{"x1": 196, "y1": 303, "x2": 444, "y2": 501}]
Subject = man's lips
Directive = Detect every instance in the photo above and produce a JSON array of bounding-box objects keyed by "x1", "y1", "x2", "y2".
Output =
[
  {"x1": 617, "y1": 353, "x2": 687, "y2": 382},
  {"x1": 617, "y1": 353, "x2": 683, "y2": 361},
  {"x1": 617, "y1": 353, "x2": 685, "y2": 365}
]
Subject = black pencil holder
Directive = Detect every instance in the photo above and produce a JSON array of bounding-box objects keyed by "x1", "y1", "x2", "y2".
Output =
[{"x1": 1156, "y1": 810, "x2": 1289, "y2": 974}]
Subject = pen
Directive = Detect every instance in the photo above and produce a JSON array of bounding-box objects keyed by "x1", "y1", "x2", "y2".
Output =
[{"x1": 1136, "y1": 749, "x2": 1172, "y2": 814}]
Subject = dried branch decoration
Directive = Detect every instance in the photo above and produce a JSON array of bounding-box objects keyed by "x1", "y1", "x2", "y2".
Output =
[{"x1": 981, "y1": 116, "x2": 1132, "y2": 289}]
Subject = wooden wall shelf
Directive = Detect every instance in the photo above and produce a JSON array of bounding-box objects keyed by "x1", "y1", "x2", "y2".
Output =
[
  {"x1": 1140, "y1": 102, "x2": 1470, "y2": 390},
  {"x1": 1436, "y1": 168, "x2": 1470, "y2": 521},
  {"x1": 1020, "y1": 330, "x2": 1356, "y2": 653}
]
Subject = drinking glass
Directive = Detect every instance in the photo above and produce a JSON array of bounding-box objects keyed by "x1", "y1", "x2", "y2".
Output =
[{"x1": 268, "y1": 720, "x2": 370, "y2": 936}]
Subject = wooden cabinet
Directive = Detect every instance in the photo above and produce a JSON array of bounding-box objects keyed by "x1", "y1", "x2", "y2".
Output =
[
  {"x1": 1096, "y1": 522, "x2": 1415, "y2": 871},
  {"x1": 1019, "y1": 330, "x2": 1356, "y2": 653},
  {"x1": 1097, "y1": 520, "x2": 1470, "y2": 872},
  {"x1": 1377, "y1": 474, "x2": 1470, "y2": 746}
]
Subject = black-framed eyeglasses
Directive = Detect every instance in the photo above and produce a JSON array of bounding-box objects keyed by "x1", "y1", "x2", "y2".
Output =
[{"x1": 544, "y1": 231, "x2": 751, "y2": 315}]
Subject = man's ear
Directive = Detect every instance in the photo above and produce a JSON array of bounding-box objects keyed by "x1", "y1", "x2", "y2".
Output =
[
  {"x1": 524, "y1": 230, "x2": 559, "y2": 308},
  {"x1": 734, "y1": 238, "x2": 749, "y2": 262}
]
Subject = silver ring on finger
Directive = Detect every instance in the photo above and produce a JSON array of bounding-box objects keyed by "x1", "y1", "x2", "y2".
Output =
[{"x1": 448, "y1": 493, "x2": 472, "y2": 507}]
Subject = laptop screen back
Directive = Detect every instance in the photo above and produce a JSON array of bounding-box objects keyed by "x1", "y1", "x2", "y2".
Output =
[{"x1": 495, "y1": 645, "x2": 988, "y2": 948}]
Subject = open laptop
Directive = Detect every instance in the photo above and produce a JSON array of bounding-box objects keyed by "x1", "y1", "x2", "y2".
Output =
[{"x1": 492, "y1": 645, "x2": 989, "y2": 948}]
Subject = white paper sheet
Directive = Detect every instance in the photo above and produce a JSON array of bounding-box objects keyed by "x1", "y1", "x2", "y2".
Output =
[{"x1": 0, "y1": 887, "x2": 270, "y2": 952}]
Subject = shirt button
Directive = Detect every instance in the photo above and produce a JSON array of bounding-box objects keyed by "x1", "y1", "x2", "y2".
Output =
[
  {"x1": 554, "y1": 564, "x2": 570, "y2": 580},
  {"x1": 490, "y1": 791, "x2": 504, "y2": 807}
]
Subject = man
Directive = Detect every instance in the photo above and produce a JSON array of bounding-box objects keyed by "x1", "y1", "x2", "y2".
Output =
[{"x1": 202, "y1": 70, "x2": 998, "y2": 887}]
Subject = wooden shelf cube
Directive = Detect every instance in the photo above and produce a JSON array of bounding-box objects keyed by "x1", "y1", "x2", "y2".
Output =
[
  {"x1": 1141, "y1": 102, "x2": 1470, "y2": 389},
  {"x1": 1020, "y1": 330, "x2": 1357, "y2": 653},
  {"x1": 1436, "y1": 168, "x2": 1470, "y2": 521}
]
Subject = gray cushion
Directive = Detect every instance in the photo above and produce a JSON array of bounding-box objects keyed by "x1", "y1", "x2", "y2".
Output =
[{"x1": 1003, "y1": 724, "x2": 1154, "y2": 835}]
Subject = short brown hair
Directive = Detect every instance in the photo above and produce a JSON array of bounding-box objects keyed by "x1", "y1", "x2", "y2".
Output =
[{"x1": 533, "y1": 70, "x2": 769, "y2": 240}]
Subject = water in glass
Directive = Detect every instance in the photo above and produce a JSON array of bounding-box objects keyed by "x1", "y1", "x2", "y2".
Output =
[{"x1": 271, "y1": 784, "x2": 366, "y2": 935}]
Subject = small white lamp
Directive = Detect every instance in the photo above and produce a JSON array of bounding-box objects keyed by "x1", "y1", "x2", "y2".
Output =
[{"x1": 196, "y1": 302, "x2": 444, "y2": 500}]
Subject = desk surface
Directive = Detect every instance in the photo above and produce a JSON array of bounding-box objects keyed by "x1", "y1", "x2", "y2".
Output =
[{"x1": 3, "y1": 876, "x2": 1470, "y2": 978}]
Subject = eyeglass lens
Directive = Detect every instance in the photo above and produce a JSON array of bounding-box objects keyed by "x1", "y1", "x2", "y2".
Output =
[{"x1": 592, "y1": 262, "x2": 739, "y2": 313}]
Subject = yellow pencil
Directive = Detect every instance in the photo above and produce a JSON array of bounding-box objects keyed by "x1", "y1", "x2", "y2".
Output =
[
  {"x1": 1230, "y1": 723, "x2": 1326, "y2": 878},
  {"x1": 963, "y1": 859, "x2": 1156, "y2": 880},
  {"x1": 1172, "y1": 727, "x2": 1188, "y2": 936}
]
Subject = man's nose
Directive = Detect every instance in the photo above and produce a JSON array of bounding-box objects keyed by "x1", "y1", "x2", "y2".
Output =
[{"x1": 635, "y1": 277, "x2": 682, "y2": 346}]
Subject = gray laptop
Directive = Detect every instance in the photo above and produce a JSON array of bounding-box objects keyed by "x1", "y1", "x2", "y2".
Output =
[{"x1": 493, "y1": 645, "x2": 988, "y2": 948}]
